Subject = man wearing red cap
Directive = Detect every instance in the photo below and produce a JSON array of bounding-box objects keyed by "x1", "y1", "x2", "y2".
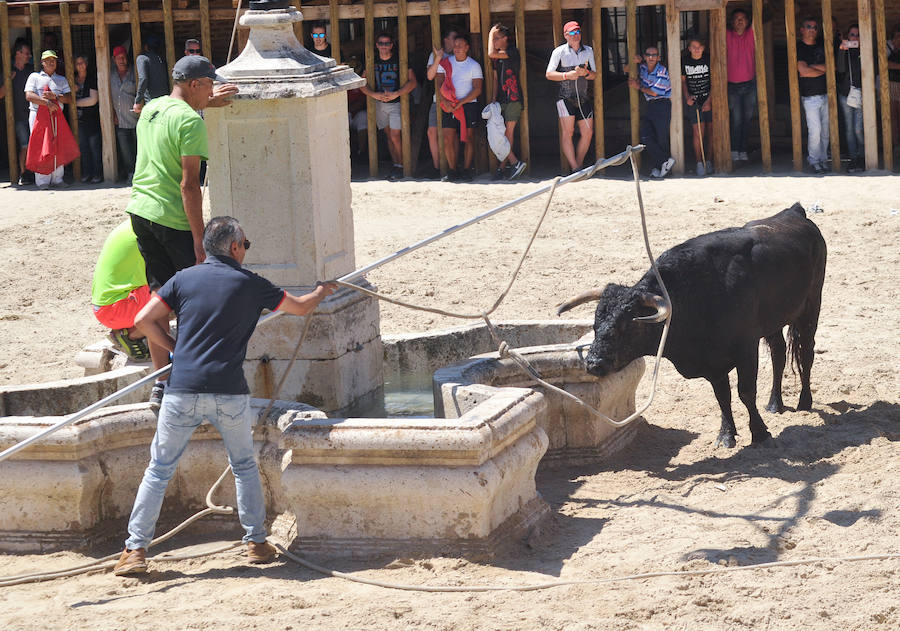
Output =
[{"x1": 546, "y1": 21, "x2": 596, "y2": 173}]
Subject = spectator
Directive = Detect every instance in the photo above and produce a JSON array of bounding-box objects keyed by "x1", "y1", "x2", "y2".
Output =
[
  {"x1": 545, "y1": 21, "x2": 596, "y2": 173},
  {"x1": 682, "y1": 38, "x2": 713, "y2": 176},
  {"x1": 887, "y1": 25, "x2": 900, "y2": 154},
  {"x1": 24, "y1": 50, "x2": 73, "y2": 189},
  {"x1": 91, "y1": 219, "x2": 167, "y2": 369},
  {"x1": 797, "y1": 17, "x2": 829, "y2": 174},
  {"x1": 487, "y1": 23, "x2": 526, "y2": 180},
  {"x1": 9, "y1": 39, "x2": 33, "y2": 186},
  {"x1": 629, "y1": 46, "x2": 675, "y2": 179},
  {"x1": 110, "y1": 45, "x2": 138, "y2": 183},
  {"x1": 359, "y1": 32, "x2": 418, "y2": 181},
  {"x1": 134, "y1": 35, "x2": 168, "y2": 114},
  {"x1": 309, "y1": 23, "x2": 332, "y2": 58},
  {"x1": 42, "y1": 32, "x2": 64, "y2": 76},
  {"x1": 184, "y1": 38, "x2": 201, "y2": 57},
  {"x1": 726, "y1": 8, "x2": 756, "y2": 164},
  {"x1": 425, "y1": 26, "x2": 459, "y2": 178},
  {"x1": 837, "y1": 25, "x2": 864, "y2": 173},
  {"x1": 435, "y1": 34, "x2": 483, "y2": 181},
  {"x1": 73, "y1": 54, "x2": 103, "y2": 183},
  {"x1": 126, "y1": 55, "x2": 237, "y2": 409}
]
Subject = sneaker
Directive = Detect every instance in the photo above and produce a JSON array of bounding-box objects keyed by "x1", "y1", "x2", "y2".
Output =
[
  {"x1": 813, "y1": 163, "x2": 826, "y2": 175},
  {"x1": 491, "y1": 167, "x2": 505, "y2": 181},
  {"x1": 738, "y1": 151, "x2": 749, "y2": 161},
  {"x1": 731, "y1": 150, "x2": 740, "y2": 162},
  {"x1": 441, "y1": 170, "x2": 460, "y2": 183},
  {"x1": 387, "y1": 165, "x2": 403, "y2": 181},
  {"x1": 149, "y1": 382, "x2": 165, "y2": 413},
  {"x1": 508, "y1": 161, "x2": 527, "y2": 180},
  {"x1": 54, "y1": 180, "x2": 70, "y2": 189},
  {"x1": 705, "y1": 161, "x2": 714, "y2": 175},
  {"x1": 113, "y1": 547, "x2": 147, "y2": 576},
  {"x1": 80, "y1": 174, "x2": 91, "y2": 183},
  {"x1": 90, "y1": 175, "x2": 103, "y2": 183},
  {"x1": 650, "y1": 168, "x2": 662, "y2": 179},
  {"x1": 459, "y1": 168, "x2": 474, "y2": 182},
  {"x1": 696, "y1": 161, "x2": 706, "y2": 176},
  {"x1": 109, "y1": 329, "x2": 151, "y2": 361},
  {"x1": 246, "y1": 540, "x2": 278, "y2": 564},
  {"x1": 660, "y1": 157, "x2": 675, "y2": 178}
]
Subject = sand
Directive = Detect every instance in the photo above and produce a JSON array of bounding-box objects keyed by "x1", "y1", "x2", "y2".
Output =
[{"x1": 0, "y1": 171, "x2": 898, "y2": 630}]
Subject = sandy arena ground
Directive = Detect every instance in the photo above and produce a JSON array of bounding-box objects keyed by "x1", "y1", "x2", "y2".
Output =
[{"x1": 0, "y1": 171, "x2": 898, "y2": 630}]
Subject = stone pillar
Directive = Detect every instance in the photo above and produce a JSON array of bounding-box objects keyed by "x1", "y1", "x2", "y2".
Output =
[{"x1": 205, "y1": 5, "x2": 381, "y2": 414}]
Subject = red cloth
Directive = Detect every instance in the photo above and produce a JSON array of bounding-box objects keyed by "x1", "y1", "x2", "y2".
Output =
[
  {"x1": 26, "y1": 100, "x2": 80, "y2": 175},
  {"x1": 438, "y1": 57, "x2": 469, "y2": 143}
]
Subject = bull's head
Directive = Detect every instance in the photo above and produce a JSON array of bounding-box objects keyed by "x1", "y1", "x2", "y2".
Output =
[{"x1": 557, "y1": 283, "x2": 669, "y2": 376}]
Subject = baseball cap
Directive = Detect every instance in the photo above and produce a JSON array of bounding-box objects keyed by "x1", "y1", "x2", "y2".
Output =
[
  {"x1": 564, "y1": 21, "x2": 580, "y2": 33},
  {"x1": 41, "y1": 50, "x2": 58, "y2": 60},
  {"x1": 112, "y1": 45, "x2": 128, "y2": 58},
  {"x1": 172, "y1": 55, "x2": 223, "y2": 82}
]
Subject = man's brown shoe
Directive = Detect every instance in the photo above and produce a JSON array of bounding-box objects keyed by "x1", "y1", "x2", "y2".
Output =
[
  {"x1": 113, "y1": 547, "x2": 147, "y2": 576},
  {"x1": 246, "y1": 540, "x2": 278, "y2": 564}
]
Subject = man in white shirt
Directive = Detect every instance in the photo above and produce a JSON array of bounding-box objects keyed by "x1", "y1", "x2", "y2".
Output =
[
  {"x1": 435, "y1": 33, "x2": 483, "y2": 181},
  {"x1": 545, "y1": 21, "x2": 597, "y2": 172},
  {"x1": 24, "y1": 50, "x2": 73, "y2": 189}
]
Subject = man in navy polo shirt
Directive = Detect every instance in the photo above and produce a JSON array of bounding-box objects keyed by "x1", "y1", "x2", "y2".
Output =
[{"x1": 113, "y1": 216, "x2": 336, "y2": 576}]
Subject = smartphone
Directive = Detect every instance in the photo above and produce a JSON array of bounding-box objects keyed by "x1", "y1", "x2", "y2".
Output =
[{"x1": 843, "y1": 40, "x2": 859, "y2": 48}]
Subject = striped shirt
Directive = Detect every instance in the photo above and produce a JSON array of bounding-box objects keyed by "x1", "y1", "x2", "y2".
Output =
[{"x1": 638, "y1": 63, "x2": 671, "y2": 101}]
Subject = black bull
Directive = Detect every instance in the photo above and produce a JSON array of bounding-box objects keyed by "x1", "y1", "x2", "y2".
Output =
[{"x1": 557, "y1": 203, "x2": 827, "y2": 448}]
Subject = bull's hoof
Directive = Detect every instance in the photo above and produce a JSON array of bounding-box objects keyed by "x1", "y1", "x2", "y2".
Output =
[
  {"x1": 766, "y1": 401, "x2": 785, "y2": 414},
  {"x1": 751, "y1": 433, "x2": 776, "y2": 448},
  {"x1": 797, "y1": 395, "x2": 812, "y2": 411},
  {"x1": 715, "y1": 433, "x2": 737, "y2": 449}
]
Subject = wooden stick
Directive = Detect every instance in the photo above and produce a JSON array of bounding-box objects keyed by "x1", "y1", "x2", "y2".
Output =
[
  {"x1": 784, "y1": 0, "x2": 803, "y2": 171},
  {"x1": 627, "y1": 0, "x2": 639, "y2": 168},
  {"x1": 94, "y1": 0, "x2": 117, "y2": 182},
  {"x1": 60, "y1": 2, "x2": 80, "y2": 182},
  {"x1": 399, "y1": 0, "x2": 412, "y2": 177},
  {"x1": 515, "y1": 0, "x2": 530, "y2": 173},
  {"x1": 30, "y1": 3, "x2": 40, "y2": 71},
  {"x1": 857, "y1": 0, "x2": 878, "y2": 171},
  {"x1": 1, "y1": 1, "x2": 19, "y2": 184},
  {"x1": 329, "y1": 0, "x2": 341, "y2": 64},
  {"x1": 752, "y1": 0, "x2": 771, "y2": 171},
  {"x1": 821, "y1": 0, "x2": 841, "y2": 172}
]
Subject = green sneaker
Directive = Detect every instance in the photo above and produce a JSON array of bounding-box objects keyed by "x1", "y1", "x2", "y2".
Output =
[{"x1": 109, "y1": 329, "x2": 151, "y2": 361}]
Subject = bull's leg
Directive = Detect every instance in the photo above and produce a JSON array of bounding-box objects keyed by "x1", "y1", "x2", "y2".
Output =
[
  {"x1": 735, "y1": 351, "x2": 774, "y2": 446},
  {"x1": 710, "y1": 376, "x2": 738, "y2": 448},
  {"x1": 794, "y1": 323, "x2": 816, "y2": 411},
  {"x1": 764, "y1": 332, "x2": 786, "y2": 413}
]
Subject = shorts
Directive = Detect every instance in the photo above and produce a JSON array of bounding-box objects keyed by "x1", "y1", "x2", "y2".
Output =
[
  {"x1": 556, "y1": 98, "x2": 593, "y2": 121},
  {"x1": 93, "y1": 285, "x2": 152, "y2": 330},
  {"x1": 685, "y1": 99, "x2": 712, "y2": 123},
  {"x1": 129, "y1": 213, "x2": 196, "y2": 291},
  {"x1": 500, "y1": 101, "x2": 523, "y2": 123},
  {"x1": 349, "y1": 109, "x2": 367, "y2": 131},
  {"x1": 15, "y1": 119, "x2": 30, "y2": 147},
  {"x1": 441, "y1": 102, "x2": 481, "y2": 134},
  {"x1": 428, "y1": 102, "x2": 438, "y2": 127},
  {"x1": 375, "y1": 100, "x2": 401, "y2": 130}
]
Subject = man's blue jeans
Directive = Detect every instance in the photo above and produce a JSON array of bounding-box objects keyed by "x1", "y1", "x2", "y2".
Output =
[
  {"x1": 728, "y1": 79, "x2": 757, "y2": 153},
  {"x1": 838, "y1": 94, "x2": 864, "y2": 161},
  {"x1": 125, "y1": 393, "x2": 267, "y2": 550},
  {"x1": 802, "y1": 94, "x2": 830, "y2": 167}
]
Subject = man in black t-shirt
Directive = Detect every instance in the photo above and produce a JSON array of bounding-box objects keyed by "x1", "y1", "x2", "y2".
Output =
[
  {"x1": 681, "y1": 38, "x2": 712, "y2": 175},
  {"x1": 797, "y1": 17, "x2": 829, "y2": 173},
  {"x1": 487, "y1": 23, "x2": 527, "y2": 180},
  {"x1": 7, "y1": 39, "x2": 33, "y2": 185},
  {"x1": 113, "y1": 216, "x2": 337, "y2": 576}
]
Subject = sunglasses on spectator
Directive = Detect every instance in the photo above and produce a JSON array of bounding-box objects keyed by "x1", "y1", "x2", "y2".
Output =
[
  {"x1": 311, "y1": 33, "x2": 326, "y2": 38},
  {"x1": 803, "y1": 23, "x2": 818, "y2": 30},
  {"x1": 376, "y1": 41, "x2": 392, "y2": 46},
  {"x1": 645, "y1": 52, "x2": 659, "y2": 57},
  {"x1": 566, "y1": 29, "x2": 580, "y2": 36},
  {"x1": 186, "y1": 48, "x2": 200, "y2": 53}
]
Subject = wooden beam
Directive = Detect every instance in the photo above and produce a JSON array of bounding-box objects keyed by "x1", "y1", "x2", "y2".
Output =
[
  {"x1": 199, "y1": 0, "x2": 211, "y2": 61},
  {"x1": 784, "y1": 0, "x2": 802, "y2": 171},
  {"x1": 30, "y1": 3, "x2": 40, "y2": 71},
  {"x1": 874, "y1": 0, "x2": 892, "y2": 170},
  {"x1": 665, "y1": 0, "x2": 683, "y2": 175},
  {"x1": 1, "y1": 1, "x2": 19, "y2": 183},
  {"x1": 364, "y1": 0, "x2": 377, "y2": 177},
  {"x1": 627, "y1": 0, "x2": 639, "y2": 163},
  {"x1": 430, "y1": 0, "x2": 447, "y2": 175},
  {"x1": 59, "y1": 2, "x2": 81, "y2": 182},
  {"x1": 857, "y1": 0, "x2": 878, "y2": 171},
  {"x1": 163, "y1": 0, "x2": 176, "y2": 89},
  {"x1": 329, "y1": 0, "x2": 341, "y2": 64},
  {"x1": 752, "y1": 0, "x2": 771, "y2": 171},
  {"x1": 515, "y1": 0, "x2": 531, "y2": 172},
  {"x1": 591, "y1": 0, "x2": 603, "y2": 166},
  {"x1": 763, "y1": 16, "x2": 775, "y2": 145},
  {"x1": 399, "y1": 0, "x2": 412, "y2": 176},
  {"x1": 94, "y1": 0, "x2": 117, "y2": 182},
  {"x1": 129, "y1": 0, "x2": 142, "y2": 70},
  {"x1": 709, "y1": 7, "x2": 730, "y2": 173},
  {"x1": 480, "y1": 0, "x2": 497, "y2": 172},
  {"x1": 553, "y1": 0, "x2": 565, "y2": 171},
  {"x1": 469, "y1": 0, "x2": 488, "y2": 174},
  {"x1": 821, "y1": 0, "x2": 840, "y2": 172}
]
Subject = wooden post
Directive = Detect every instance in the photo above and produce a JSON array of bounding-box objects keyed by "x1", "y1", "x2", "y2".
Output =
[
  {"x1": 163, "y1": 0, "x2": 176, "y2": 89},
  {"x1": 60, "y1": 3, "x2": 81, "y2": 183},
  {"x1": 553, "y1": 0, "x2": 565, "y2": 171},
  {"x1": 591, "y1": 1, "x2": 603, "y2": 167},
  {"x1": 30, "y1": 3, "x2": 40, "y2": 71},
  {"x1": 764, "y1": 17, "x2": 776, "y2": 145},
  {"x1": 200, "y1": 0, "x2": 212, "y2": 62},
  {"x1": 94, "y1": 0, "x2": 117, "y2": 182},
  {"x1": 665, "y1": 0, "x2": 683, "y2": 175},
  {"x1": 627, "y1": 0, "x2": 639, "y2": 162},
  {"x1": 364, "y1": 0, "x2": 377, "y2": 177},
  {"x1": 129, "y1": 0, "x2": 142, "y2": 71},
  {"x1": 709, "y1": 7, "x2": 731, "y2": 173},
  {"x1": 1, "y1": 1, "x2": 19, "y2": 184},
  {"x1": 329, "y1": 0, "x2": 341, "y2": 64},
  {"x1": 479, "y1": 0, "x2": 497, "y2": 173},
  {"x1": 857, "y1": 0, "x2": 878, "y2": 171},
  {"x1": 784, "y1": 0, "x2": 803, "y2": 171},
  {"x1": 874, "y1": 0, "x2": 892, "y2": 170},
  {"x1": 515, "y1": 0, "x2": 530, "y2": 173},
  {"x1": 469, "y1": 0, "x2": 487, "y2": 174},
  {"x1": 752, "y1": 0, "x2": 771, "y2": 171},
  {"x1": 821, "y1": 0, "x2": 840, "y2": 172},
  {"x1": 429, "y1": 0, "x2": 446, "y2": 175},
  {"x1": 399, "y1": 0, "x2": 412, "y2": 177}
]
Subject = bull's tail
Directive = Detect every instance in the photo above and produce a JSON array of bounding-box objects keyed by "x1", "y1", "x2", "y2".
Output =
[{"x1": 787, "y1": 324, "x2": 804, "y2": 377}]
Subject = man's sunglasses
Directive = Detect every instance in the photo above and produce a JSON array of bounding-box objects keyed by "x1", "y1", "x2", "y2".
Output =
[
  {"x1": 311, "y1": 33, "x2": 326, "y2": 39},
  {"x1": 186, "y1": 49, "x2": 200, "y2": 54},
  {"x1": 376, "y1": 41, "x2": 392, "y2": 47},
  {"x1": 242, "y1": 239, "x2": 251, "y2": 250},
  {"x1": 803, "y1": 23, "x2": 818, "y2": 30},
  {"x1": 566, "y1": 29, "x2": 580, "y2": 36}
]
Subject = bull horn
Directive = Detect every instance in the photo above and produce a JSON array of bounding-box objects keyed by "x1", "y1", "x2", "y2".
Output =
[
  {"x1": 556, "y1": 288, "x2": 604, "y2": 316},
  {"x1": 633, "y1": 294, "x2": 670, "y2": 323}
]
